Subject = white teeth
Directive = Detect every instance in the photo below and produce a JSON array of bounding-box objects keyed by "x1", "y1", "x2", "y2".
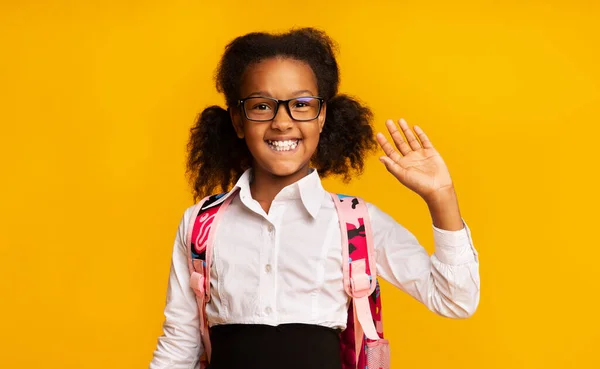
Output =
[{"x1": 267, "y1": 139, "x2": 299, "y2": 151}]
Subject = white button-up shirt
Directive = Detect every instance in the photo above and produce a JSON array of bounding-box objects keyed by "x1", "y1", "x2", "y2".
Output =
[{"x1": 150, "y1": 169, "x2": 480, "y2": 369}]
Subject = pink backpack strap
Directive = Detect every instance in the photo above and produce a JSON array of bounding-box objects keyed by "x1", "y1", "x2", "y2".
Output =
[
  {"x1": 331, "y1": 193, "x2": 382, "y2": 367},
  {"x1": 186, "y1": 190, "x2": 237, "y2": 368}
]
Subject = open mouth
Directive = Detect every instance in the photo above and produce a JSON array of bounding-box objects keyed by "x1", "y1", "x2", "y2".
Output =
[{"x1": 266, "y1": 139, "x2": 301, "y2": 152}]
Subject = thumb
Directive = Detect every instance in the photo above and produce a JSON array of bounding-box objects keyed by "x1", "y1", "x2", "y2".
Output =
[{"x1": 379, "y1": 156, "x2": 406, "y2": 180}]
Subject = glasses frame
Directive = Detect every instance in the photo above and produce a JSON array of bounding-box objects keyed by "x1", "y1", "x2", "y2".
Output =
[{"x1": 237, "y1": 96, "x2": 325, "y2": 122}]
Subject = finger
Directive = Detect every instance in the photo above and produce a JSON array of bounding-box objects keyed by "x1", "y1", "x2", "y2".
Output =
[
  {"x1": 385, "y1": 119, "x2": 412, "y2": 156},
  {"x1": 414, "y1": 125, "x2": 434, "y2": 149},
  {"x1": 398, "y1": 118, "x2": 422, "y2": 151},
  {"x1": 376, "y1": 132, "x2": 403, "y2": 163},
  {"x1": 379, "y1": 155, "x2": 407, "y2": 181}
]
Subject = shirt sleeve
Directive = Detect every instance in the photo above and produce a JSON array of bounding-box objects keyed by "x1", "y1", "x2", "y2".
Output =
[
  {"x1": 368, "y1": 203, "x2": 480, "y2": 318},
  {"x1": 150, "y1": 206, "x2": 203, "y2": 369}
]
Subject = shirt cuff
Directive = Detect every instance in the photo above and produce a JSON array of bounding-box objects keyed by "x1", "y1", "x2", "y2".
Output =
[{"x1": 432, "y1": 220, "x2": 478, "y2": 265}]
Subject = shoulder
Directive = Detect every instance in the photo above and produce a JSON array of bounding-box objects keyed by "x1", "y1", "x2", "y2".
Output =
[
  {"x1": 175, "y1": 202, "x2": 203, "y2": 237},
  {"x1": 182, "y1": 202, "x2": 201, "y2": 222},
  {"x1": 326, "y1": 193, "x2": 418, "y2": 247},
  {"x1": 179, "y1": 192, "x2": 230, "y2": 229},
  {"x1": 364, "y1": 199, "x2": 413, "y2": 238},
  {"x1": 365, "y1": 200, "x2": 393, "y2": 224},
  {"x1": 328, "y1": 193, "x2": 395, "y2": 226},
  {"x1": 174, "y1": 196, "x2": 216, "y2": 245}
]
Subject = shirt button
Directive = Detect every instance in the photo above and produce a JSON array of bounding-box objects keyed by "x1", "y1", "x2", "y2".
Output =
[
  {"x1": 265, "y1": 306, "x2": 272, "y2": 314},
  {"x1": 265, "y1": 264, "x2": 272, "y2": 273},
  {"x1": 268, "y1": 225, "x2": 274, "y2": 233}
]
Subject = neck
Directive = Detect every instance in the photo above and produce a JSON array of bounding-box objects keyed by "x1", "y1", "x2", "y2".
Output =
[{"x1": 249, "y1": 165, "x2": 310, "y2": 212}]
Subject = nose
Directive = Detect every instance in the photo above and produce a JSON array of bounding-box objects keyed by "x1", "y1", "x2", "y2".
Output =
[{"x1": 270, "y1": 103, "x2": 294, "y2": 131}]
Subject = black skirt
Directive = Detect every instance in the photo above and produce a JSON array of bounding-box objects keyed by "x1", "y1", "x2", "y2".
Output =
[{"x1": 208, "y1": 323, "x2": 343, "y2": 369}]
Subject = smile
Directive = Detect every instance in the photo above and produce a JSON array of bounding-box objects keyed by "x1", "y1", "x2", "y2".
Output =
[{"x1": 266, "y1": 139, "x2": 301, "y2": 152}]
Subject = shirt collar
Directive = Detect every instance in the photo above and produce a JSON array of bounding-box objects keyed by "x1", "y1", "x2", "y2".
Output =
[{"x1": 227, "y1": 168, "x2": 325, "y2": 219}]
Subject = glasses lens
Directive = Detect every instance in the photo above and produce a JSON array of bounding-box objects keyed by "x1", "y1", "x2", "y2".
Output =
[
  {"x1": 289, "y1": 97, "x2": 320, "y2": 120},
  {"x1": 243, "y1": 98, "x2": 277, "y2": 121}
]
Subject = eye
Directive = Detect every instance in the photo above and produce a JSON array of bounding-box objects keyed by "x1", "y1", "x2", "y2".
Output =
[
  {"x1": 251, "y1": 103, "x2": 272, "y2": 110},
  {"x1": 292, "y1": 97, "x2": 317, "y2": 110}
]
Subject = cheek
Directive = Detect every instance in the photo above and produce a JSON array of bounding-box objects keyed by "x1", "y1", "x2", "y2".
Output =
[
  {"x1": 243, "y1": 126, "x2": 271, "y2": 157},
  {"x1": 302, "y1": 126, "x2": 322, "y2": 154},
  {"x1": 303, "y1": 124, "x2": 322, "y2": 142},
  {"x1": 242, "y1": 123, "x2": 264, "y2": 142}
]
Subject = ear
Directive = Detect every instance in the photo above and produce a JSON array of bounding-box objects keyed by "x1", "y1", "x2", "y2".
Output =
[
  {"x1": 230, "y1": 106, "x2": 245, "y2": 139},
  {"x1": 318, "y1": 102, "x2": 326, "y2": 133}
]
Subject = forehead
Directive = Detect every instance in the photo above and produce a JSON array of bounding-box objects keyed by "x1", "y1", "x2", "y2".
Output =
[{"x1": 240, "y1": 57, "x2": 318, "y2": 97}]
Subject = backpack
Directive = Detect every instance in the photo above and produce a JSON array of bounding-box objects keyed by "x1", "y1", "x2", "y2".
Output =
[{"x1": 185, "y1": 190, "x2": 390, "y2": 369}]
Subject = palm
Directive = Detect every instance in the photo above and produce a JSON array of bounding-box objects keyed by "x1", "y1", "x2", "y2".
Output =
[{"x1": 377, "y1": 119, "x2": 453, "y2": 200}]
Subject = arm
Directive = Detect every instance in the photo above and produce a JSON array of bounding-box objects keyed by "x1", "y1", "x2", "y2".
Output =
[
  {"x1": 369, "y1": 203, "x2": 480, "y2": 318},
  {"x1": 150, "y1": 206, "x2": 203, "y2": 369},
  {"x1": 374, "y1": 118, "x2": 480, "y2": 318}
]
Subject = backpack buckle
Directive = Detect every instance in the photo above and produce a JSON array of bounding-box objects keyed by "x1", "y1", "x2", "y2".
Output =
[
  {"x1": 190, "y1": 271, "x2": 205, "y2": 296},
  {"x1": 350, "y1": 259, "x2": 372, "y2": 297}
]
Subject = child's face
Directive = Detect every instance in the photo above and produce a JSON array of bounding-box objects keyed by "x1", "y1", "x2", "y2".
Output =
[{"x1": 231, "y1": 57, "x2": 326, "y2": 180}]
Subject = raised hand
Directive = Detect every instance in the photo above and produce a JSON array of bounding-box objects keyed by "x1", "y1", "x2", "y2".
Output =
[{"x1": 376, "y1": 118, "x2": 454, "y2": 202}]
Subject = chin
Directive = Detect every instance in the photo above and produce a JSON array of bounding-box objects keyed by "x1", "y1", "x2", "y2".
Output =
[
  {"x1": 269, "y1": 165, "x2": 306, "y2": 177},
  {"x1": 259, "y1": 160, "x2": 309, "y2": 178}
]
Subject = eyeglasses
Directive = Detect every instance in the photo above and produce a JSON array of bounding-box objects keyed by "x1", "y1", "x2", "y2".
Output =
[{"x1": 237, "y1": 96, "x2": 324, "y2": 122}]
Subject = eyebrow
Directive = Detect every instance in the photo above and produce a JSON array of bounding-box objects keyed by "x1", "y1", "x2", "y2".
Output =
[{"x1": 246, "y1": 90, "x2": 315, "y2": 98}]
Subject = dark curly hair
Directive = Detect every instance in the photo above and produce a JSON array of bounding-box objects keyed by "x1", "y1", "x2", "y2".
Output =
[{"x1": 187, "y1": 28, "x2": 377, "y2": 200}]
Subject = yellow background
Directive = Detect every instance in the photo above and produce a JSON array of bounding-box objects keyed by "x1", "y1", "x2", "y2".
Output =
[{"x1": 1, "y1": 1, "x2": 599, "y2": 368}]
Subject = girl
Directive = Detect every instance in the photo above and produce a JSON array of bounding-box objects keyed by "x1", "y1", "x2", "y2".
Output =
[{"x1": 150, "y1": 28, "x2": 480, "y2": 369}]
